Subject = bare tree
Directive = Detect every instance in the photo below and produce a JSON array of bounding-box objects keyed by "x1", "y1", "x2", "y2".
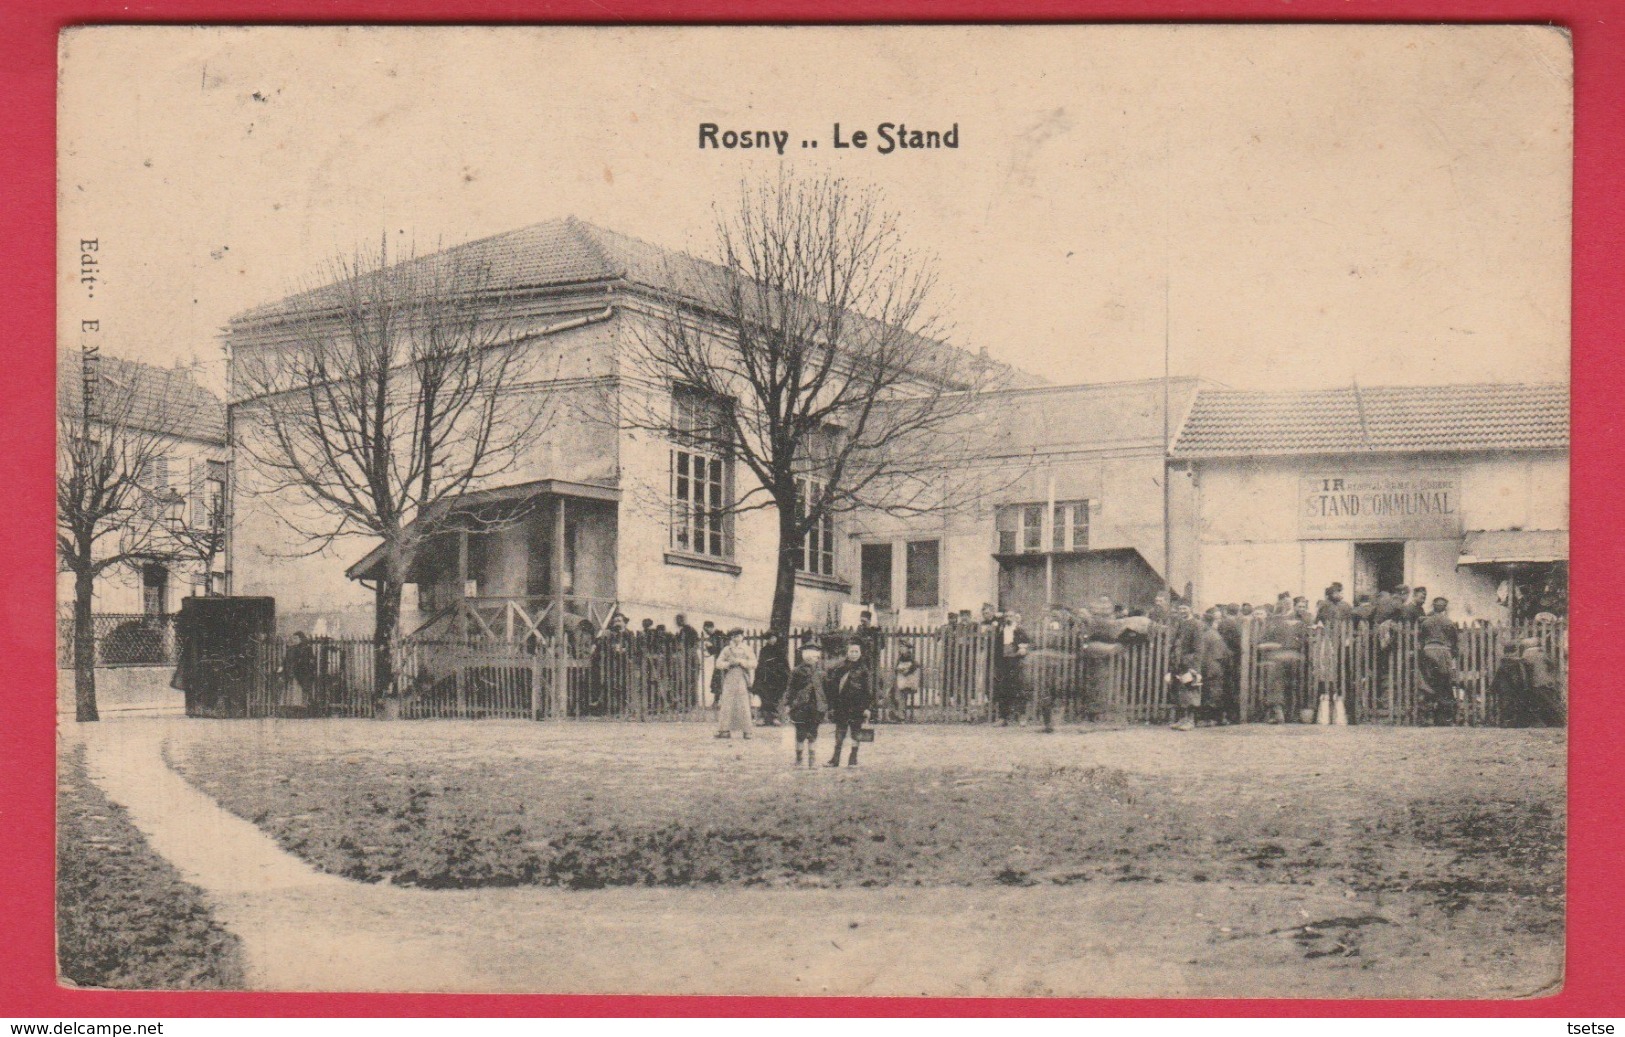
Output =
[
  {"x1": 57, "y1": 351, "x2": 195, "y2": 722},
  {"x1": 233, "y1": 236, "x2": 556, "y2": 697},
  {"x1": 623, "y1": 173, "x2": 1013, "y2": 633}
]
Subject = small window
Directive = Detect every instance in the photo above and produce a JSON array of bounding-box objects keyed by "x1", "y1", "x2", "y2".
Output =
[
  {"x1": 997, "y1": 504, "x2": 1048, "y2": 554},
  {"x1": 1022, "y1": 505, "x2": 1044, "y2": 551},
  {"x1": 797, "y1": 477, "x2": 836, "y2": 577},
  {"x1": 1053, "y1": 500, "x2": 1090, "y2": 552},
  {"x1": 905, "y1": 539, "x2": 940, "y2": 609}
]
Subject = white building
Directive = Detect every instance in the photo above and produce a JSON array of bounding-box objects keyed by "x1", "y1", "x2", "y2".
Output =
[{"x1": 1169, "y1": 382, "x2": 1569, "y2": 620}]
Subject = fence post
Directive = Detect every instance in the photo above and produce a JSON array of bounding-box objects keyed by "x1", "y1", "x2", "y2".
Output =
[{"x1": 531, "y1": 645, "x2": 543, "y2": 721}]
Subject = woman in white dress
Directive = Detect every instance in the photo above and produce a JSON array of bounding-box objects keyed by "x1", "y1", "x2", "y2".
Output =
[{"x1": 714, "y1": 628, "x2": 757, "y2": 739}]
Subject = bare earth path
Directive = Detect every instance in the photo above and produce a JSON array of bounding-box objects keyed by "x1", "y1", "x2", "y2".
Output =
[{"x1": 69, "y1": 718, "x2": 1562, "y2": 998}]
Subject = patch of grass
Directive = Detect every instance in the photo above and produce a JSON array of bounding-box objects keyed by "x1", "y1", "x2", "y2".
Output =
[
  {"x1": 170, "y1": 723, "x2": 1563, "y2": 945},
  {"x1": 57, "y1": 744, "x2": 245, "y2": 989}
]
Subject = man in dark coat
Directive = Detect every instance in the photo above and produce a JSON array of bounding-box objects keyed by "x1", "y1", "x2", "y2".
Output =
[
  {"x1": 1316, "y1": 584, "x2": 1354, "y2": 627},
  {"x1": 1417, "y1": 597, "x2": 1460, "y2": 724},
  {"x1": 994, "y1": 612, "x2": 1033, "y2": 725},
  {"x1": 703, "y1": 620, "x2": 727, "y2": 706},
  {"x1": 1199, "y1": 609, "x2": 1233, "y2": 725},
  {"x1": 825, "y1": 641, "x2": 875, "y2": 767},
  {"x1": 755, "y1": 630, "x2": 790, "y2": 725},
  {"x1": 1168, "y1": 602, "x2": 1205, "y2": 730}
]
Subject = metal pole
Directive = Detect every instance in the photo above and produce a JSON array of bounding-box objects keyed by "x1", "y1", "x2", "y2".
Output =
[
  {"x1": 1163, "y1": 275, "x2": 1174, "y2": 603},
  {"x1": 552, "y1": 495, "x2": 567, "y2": 720}
]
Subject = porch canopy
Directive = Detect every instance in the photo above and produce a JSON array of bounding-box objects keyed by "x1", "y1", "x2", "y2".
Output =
[
  {"x1": 1456, "y1": 529, "x2": 1568, "y2": 567},
  {"x1": 344, "y1": 478, "x2": 620, "y2": 583}
]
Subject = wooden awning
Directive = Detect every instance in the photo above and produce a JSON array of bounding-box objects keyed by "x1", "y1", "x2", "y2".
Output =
[{"x1": 345, "y1": 478, "x2": 619, "y2": 582}]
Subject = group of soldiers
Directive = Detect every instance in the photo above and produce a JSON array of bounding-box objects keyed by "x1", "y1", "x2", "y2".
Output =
[{"x1": 964, "y1": 582, "x2": 1564, "y2": 730}]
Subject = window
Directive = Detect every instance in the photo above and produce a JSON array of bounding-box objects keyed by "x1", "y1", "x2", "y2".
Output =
[
  {"x1": 797, "y1": 477, "x2": 836, "y2": 577},
  {"x1": 998, "y1": 501, "x2": 1091, "y2": 554},
  {"x1": 193, "y1": 459, "x2": 227, "y2": 528},
  {"x1": 138, "y1": 455, "x2": 170, "y2": 519},
  {"x1": 671, "y1": 448, "x2": 731, "y2": 558},
  {"x1": 672, "y1": 385, "x2": 729, "y2": 447},
  {"x1": 669, "y1": 388, "x2": 734, "y2": 559},
  {"x1": 996, "y1": 503, "x2": 1046, "y2": 554},
  {"x1": 1052, "y1": 500, "x2": 1090, "y2": 552},
  {"x1": 905, "y1": 539, "x2": 940, "y2": 608}
]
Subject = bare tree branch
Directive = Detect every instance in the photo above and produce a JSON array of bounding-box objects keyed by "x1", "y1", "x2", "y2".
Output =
[
  {"x1": 620, "y1": 172, "x2": 1026, "y2": 632},
  {"x1": 231, "y1": 235, "x2": 561, "y2": 694}
]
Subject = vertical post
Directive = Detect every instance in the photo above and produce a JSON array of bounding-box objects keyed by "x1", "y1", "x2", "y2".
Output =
[
  {"x1": 1044, "y1": 475, "x2": 1056, "y2": 612},
  {"x1": 457, "y1": 528, "x2": 470, "y2": 644},
  {"x1": 552, "y1": 495, "x2": 567, "y2": 720}
]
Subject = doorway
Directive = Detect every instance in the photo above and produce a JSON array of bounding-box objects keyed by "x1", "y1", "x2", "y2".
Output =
[
  {"x1": 1353, "y1": 542, "x2": 1405, "y2": 599},
  {"x1": 142, "y1": 563, "x2": 170, "y2": 616},
  {"x1": 860, "y1": 543, "x2": 894, "y2": 611}
]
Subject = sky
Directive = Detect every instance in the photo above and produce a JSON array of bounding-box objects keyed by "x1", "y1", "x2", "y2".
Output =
[{"x1": 57, "y1": 24, "x2": 1572, "y2": 396}]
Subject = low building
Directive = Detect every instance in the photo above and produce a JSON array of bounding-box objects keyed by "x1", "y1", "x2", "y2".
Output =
[
  {"x1": 1169, "y1": 382, "x2": 1569, "y2": 620},
  {"x1": 850, "y1": 377, "x2": 1206, "y2": 625}
]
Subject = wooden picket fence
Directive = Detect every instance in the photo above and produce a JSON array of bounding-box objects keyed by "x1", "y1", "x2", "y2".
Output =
[
  {"x1": 1238, "y1": 618, "x2": 1568, "y2": 726},
  {"x1": 182, "y1": 619, "x2": 1565, "y2": 725}
]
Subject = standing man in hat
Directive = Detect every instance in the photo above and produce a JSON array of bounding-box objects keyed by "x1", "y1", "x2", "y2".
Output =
[{"x1": 1417, "y1": 597, "x2": 1461, "y2": 725}]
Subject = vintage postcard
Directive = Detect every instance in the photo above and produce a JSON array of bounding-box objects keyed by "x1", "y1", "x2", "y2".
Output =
[{"x1": 55, "y1": 24, "x2": 1570, "y2": 997}]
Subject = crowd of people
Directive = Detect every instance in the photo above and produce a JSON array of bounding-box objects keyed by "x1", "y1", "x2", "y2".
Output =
[
  {"x1": 575, "y1": 585, "x2": 1562, "y2": 766},
  {"x1": 994, "y1": 583, "x2": 1564, "y2": 732}
]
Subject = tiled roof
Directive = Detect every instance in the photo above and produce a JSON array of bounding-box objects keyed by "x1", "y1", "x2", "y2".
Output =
[
  {"x1": 1170, "y1": 382, "x2": 1568, "y2": 458},
  {"x1": 231, "y1": 217, "x2": 1043, "y2": 388},
  {"x1": 58, "y1": 352, "x2": 227, "y2": 444}
]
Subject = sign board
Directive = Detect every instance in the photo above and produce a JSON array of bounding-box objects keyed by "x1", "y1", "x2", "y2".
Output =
[{"x1": 1299, "y1": 470, "x2": 1462, "y2": 540}]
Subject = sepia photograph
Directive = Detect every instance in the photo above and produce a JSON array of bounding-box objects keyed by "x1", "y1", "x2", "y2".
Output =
[{"x1": 55, "y1": 24, "x2": 1570, "y2": 998}]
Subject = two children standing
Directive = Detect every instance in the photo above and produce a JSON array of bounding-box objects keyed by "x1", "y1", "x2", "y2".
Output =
[{"x1": 782, "y1": 640, "x2": 875, "y2": 769}]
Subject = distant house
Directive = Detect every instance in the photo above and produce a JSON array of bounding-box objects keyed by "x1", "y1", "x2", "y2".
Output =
[
  {"x1": 56, "y1": 351, "x2": 231, "y2": 617},
  {"x1": 225, "y1": 217, "x2": 1037, "y2": 637},
  {"x1": 1169, "y1": 382, "x2": 1570, "y2": 620}
]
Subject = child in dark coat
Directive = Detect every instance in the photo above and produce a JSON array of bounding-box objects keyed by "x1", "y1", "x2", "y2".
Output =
[
  {"x1": 782, "y1": 644, "x2": 828, "y2": 769},
  {"x1": 825, "y1": 641, "x2": 875, "y2": 767}
]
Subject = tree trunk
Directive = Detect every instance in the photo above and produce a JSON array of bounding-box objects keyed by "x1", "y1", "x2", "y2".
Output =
[
  {"x1": 768, "y1": 502, "x2": 800, "y2": 635},
  {"x1": 374, "y1": 580, "x2": 403, "y2": 700},
  {"x1": 73, "y1": 570, "x2": 99, "y2": 723}
]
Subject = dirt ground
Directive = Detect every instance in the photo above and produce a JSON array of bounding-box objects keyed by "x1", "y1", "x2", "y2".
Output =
[{"x1": 156, "y1": 718, "x2": 1564, "y2": 998}]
